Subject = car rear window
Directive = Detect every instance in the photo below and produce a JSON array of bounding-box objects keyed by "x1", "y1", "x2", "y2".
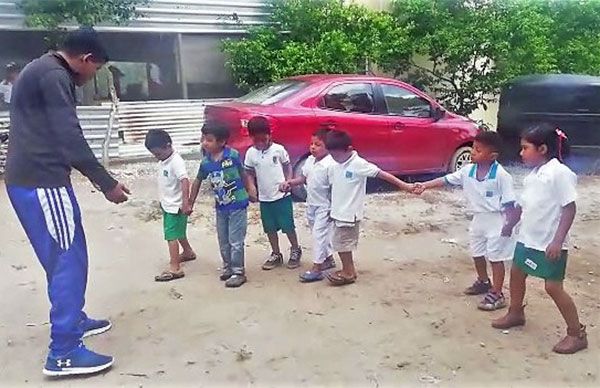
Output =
[{"x1": 236, "y1": 80, "x2": 308, "y2": 105}]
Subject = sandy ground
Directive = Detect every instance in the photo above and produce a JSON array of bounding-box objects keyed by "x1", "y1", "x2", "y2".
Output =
[{"x1": 0, "y1": 161, "x2": 599, "y2": 388}]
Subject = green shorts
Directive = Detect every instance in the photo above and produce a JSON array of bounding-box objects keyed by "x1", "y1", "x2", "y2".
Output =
[
  {"x1": 513, "y1": 242, "x2": 568, "y2": 281},
  {"x1": 260, "y1": 196, "x2": 295, "y2": 234},
  {"x1": 163, "y1": 210, "x2": 188, "y2": 241}
]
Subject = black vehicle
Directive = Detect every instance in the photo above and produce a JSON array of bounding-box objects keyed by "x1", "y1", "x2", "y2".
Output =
[{"x1": 497, "y1": 74, "x2": 600, "y2": 165}]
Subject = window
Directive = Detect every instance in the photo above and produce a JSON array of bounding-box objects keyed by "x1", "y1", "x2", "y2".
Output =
[
  {"x1": 237, "y1": 80, "x2": 308, "y2": 105},
  {"x1": 382, "y1": 84, "x2": 431, "y2": 118},
  {"x1": 321, "y1": 83, "x2": 375, "y2": 114}
]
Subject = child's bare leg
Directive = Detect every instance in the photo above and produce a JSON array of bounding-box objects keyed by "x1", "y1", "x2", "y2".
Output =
[
  {"x1": 267, "y1": 232, "x2": 281, "y2": 254},
  {"x1": 179, "y1": 238, "x2": 195, "y2": 258},
  {"x1": 285, "y1": 230, "x2": 300, "y2": 249},
  {"x1": 492, "y1": 265, "x2": 526, "y2": 328},
  {"x1": 545, "y1": 281, "x2": 581, "y2": 330},
  {"x1": 508, "y1": 265, "x2": 527, "y2": 309},
  {"x1": 339, "y1": 252, "x2": 356, "y2": 278},
  {"x1": 546, "y1": 280, "x2": 588, "y2": 353},
  {"x1": 490, "y1": 261, "x2": 505, "y2": 294},
  {"x1": 168, "y1": 240, "x2": 182, "y2": 273},
  {"x1": 473, "y1": 256, "x2": 489, "y2": 282}
]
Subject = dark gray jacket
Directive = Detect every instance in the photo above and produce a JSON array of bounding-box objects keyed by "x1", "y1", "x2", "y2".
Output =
[{"x1": 5, "y1": 53, "x2": 116, "y2": 193}]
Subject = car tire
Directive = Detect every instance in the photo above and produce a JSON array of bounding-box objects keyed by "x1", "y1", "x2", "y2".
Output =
[
  {"x1": 449, "y1": 146, "x2": 473, "y2": 172},
  {"x1": 291, "y1": 156, "x2": 308, "y2": 201}
]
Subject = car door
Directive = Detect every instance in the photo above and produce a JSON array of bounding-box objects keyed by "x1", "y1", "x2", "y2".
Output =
[
  {"x1": 379, "y1": 83, "x2": 447, "y2": 173},
  {"x1": 313, "y1": 82, "x2": 393, "y2": 169}
]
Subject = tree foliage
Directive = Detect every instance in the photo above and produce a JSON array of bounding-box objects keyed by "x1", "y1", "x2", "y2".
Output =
[
  {"x1": 222, "y1": 0, "x2": 410, "y2": 92},
  {"x1": 19, "y1": 0, "x2": 147, "y2": 30},
  {"x1": 224, "y1": 0, "x2": 600, "y2": 117}
]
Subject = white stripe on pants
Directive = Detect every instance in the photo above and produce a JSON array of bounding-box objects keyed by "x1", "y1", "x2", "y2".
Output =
[{"x1": 306, "y1": 205, "x2": 333, "y2": 264}]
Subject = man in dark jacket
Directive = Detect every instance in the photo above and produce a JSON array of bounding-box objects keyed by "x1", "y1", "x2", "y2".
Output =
[{"x1": 5, "y1": 27, "x2": 129, "y2": 377}]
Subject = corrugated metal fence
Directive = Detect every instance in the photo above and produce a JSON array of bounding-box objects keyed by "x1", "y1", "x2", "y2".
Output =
[
  {"x1": 0, "y1": 106, "x2": 119, "y2": 175},
  {"x1": 117, "y1": 98, "x2": 231, "y2": 159},
  {"x1": 0, "y1": 99, "x2": 231, "y2": 175}
]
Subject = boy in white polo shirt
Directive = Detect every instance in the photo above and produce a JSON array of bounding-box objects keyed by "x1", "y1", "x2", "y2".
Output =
[
  {"x1": 325, "y1": 130, "x2": 414, "y2": 286},
  {"x1": 281, "y1": 128, "x2": 337, "y2": 282},
  {"x1": 145, "y1": 129, "x2": 196, "y2": 282},
  {"x1": 244, "y1": 116, "x2": 302, "y2": 270},
  {"x1": 414, "y1": 131, "x2": 517, "y2": 311}
]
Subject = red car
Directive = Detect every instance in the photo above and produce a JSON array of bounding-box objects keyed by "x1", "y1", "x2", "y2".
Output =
[{"x1": 206, "y1": 74, "x2": 478, "y2": 190}]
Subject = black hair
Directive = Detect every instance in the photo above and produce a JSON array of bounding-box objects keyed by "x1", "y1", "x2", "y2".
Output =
[
  {"x1": 474, "y1": 131, "x2": 503, "y2": 153},
  {"x1": 248, "y1": 116, "x2": 271, "y2": 136},
  {"x1": 325, "y1": 130, "x2": 352, "y2": 151},
  {"x1": 202, "y1": 122, "x2": 230, "y2": 142},
  {"x1": 145, "y1": 129, "x2": 172, "y2": 150},
  {"x1": 522, "y1": 122, "x2": 570, "y2": 161},
  {"x1": 313, "y1": 127, "x2": 332, "y2": 142},
  {"x1": 60, "y1": 27, "x2": 109, "y2": 63}
]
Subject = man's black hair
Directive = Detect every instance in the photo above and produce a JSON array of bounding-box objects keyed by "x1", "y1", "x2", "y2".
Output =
[
  {"x1": 60, "y1": 27, "x2": 109, "y2": 63},
  {"x1": 325, "y1": 130, "x2": 352, "y2": 151},
  {"x1": 474, "y1": 131, "x2": 503, "y2": 153},
  {"x1": 248, "y1": 116, "x2": 271, "y2": 136},
  {"x1": 145, "y1": 129, "x2": 172, "y2": 150},
  {"x1": 202, "y1": 122, "x2": 230, "y2": 142}
]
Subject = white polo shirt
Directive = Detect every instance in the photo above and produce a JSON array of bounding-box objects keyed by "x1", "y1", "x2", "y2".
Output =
[
  {"x1": 302, "y1": 154, "x2": 336, "y2": 208},
  {"x1": 329, "y1": 152, "x2": 380, "y2": 223},
  {"x1": 157, "y1": 151, "x2": 188, "y2": 214},
  {"x1": 444, "y1": 162, "x2": 516, "y2": 213},
  {"x1": 518, "y1": 158, "x2": 577, "y2": 251},
  {"x1": 244, "y1": 143, "x2": 291, "y2": 202}
]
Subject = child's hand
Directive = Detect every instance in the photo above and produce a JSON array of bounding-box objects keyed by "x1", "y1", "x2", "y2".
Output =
[
  {"x1": 501, "y1": 224, "x2": 513, "y2": 237},
  {"x1": 248, "y1": 188, "x2": 258, "y2": 203},
  {"x1": 182, "y1": 203, "x2": 193, "y2": 216},
  {"x1": 546, "y1": 240, "x2": 563, "y2": 261},
  {"x1": 279, "y1": 181, "x2": 291, "y2": 193},
  {"x1": 413, "y1": 183, "x2": 426, "y2": 195}
]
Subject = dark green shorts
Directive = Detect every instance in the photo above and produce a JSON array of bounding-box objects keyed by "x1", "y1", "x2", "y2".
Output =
[
  {"x1": 260, "y1": 196, "x2": 295, "y2": 234},
  {"x1": 513, "y1": 242, "x2": 568, "y2": 281},
  {"x1": 163, "y1": 210, "x2": 188, "y2": 241}
]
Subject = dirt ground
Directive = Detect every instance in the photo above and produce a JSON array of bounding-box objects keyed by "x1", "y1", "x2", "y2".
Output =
[{"x1": 0, "y1": 161, "x2": 599, "y2": 388}]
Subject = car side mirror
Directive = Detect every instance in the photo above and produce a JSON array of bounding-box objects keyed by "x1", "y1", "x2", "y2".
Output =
[{"x1": 432, "y1": 107, "x2": 445, "y2": 121}]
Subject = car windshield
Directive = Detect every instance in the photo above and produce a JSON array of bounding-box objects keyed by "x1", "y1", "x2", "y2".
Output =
[{"x1": 236, "y1": 80, "x2": 308, "y2": 105}]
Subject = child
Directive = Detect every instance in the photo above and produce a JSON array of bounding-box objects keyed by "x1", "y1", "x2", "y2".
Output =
[
  {"x1": 244, "y1": 116, "x2": 302, "y2": 270},
  {"x1": 190, "y1": 122, "x2": 250, "y2": 288},
  {"x1": 414, "y1": 132, "x2": 517, "y2": 311},
  {"x1": 492, "y1": 123, "x2": 587, "y2": 354},
  {"x1": 281, "y1": 128, "x2": 337, "y2": 282},
  {"x1": 325, "y1": 130, "x2": 414, "y2": 286},
  {"x1": 145, "y1": 129, "x2": 196, "y2": 282}
]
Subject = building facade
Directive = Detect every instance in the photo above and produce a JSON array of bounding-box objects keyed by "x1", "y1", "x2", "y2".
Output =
[{"x1": 0, "y1": 0, "x2": 270, "y2": 103}]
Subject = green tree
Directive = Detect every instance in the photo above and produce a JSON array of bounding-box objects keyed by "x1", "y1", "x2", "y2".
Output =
[
  {"x1": 19, "y1": 0, "x2": 147, "y2": 30},
  {"x1": 222, "y1": 0, "x2": 411, "y2": 92}
]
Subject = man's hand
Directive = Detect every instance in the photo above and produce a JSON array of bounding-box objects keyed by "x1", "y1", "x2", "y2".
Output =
[
  {"x1": 413, "y1": 182, "x2": 426, "y2": 195},
  {"x1": 546, "y1": 239, "x2": 563, "y2": 261},
  {"x1": 104, "y1": 182, "x2": 130, "y2": 204}
]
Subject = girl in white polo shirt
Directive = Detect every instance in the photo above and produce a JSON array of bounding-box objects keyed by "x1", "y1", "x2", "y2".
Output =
[{"x1": 493, "y1": 123, "x2": 587, "y2": 355}]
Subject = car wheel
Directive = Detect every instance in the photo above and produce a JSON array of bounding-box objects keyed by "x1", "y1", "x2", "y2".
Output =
[
  {"x1": 291, "y1": 157, "x2": 308, "y2": 201},
  {"x1": 450, "y1": 146, "x2": 472, "y2": 172}
]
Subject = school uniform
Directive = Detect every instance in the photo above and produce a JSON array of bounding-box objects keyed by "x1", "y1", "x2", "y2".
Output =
[
  {"x1": 328, "y1": 151, "x2": 380, "y2": 252},
  {"x1": 513, "y1": 158, "x2": 577, "y2": 280},
  {"x1": 157, "y1": 151, "x2": 189, "y2": 241},
  {"x1": 244, "y1": 143, "x2": 295, "y2": 234},
  {"x1": 444, "y1": 161, "x2": 516, "y2": 261},
  {"x1": 302, "y1": 155, "x2": 336, "y2": 264}
]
